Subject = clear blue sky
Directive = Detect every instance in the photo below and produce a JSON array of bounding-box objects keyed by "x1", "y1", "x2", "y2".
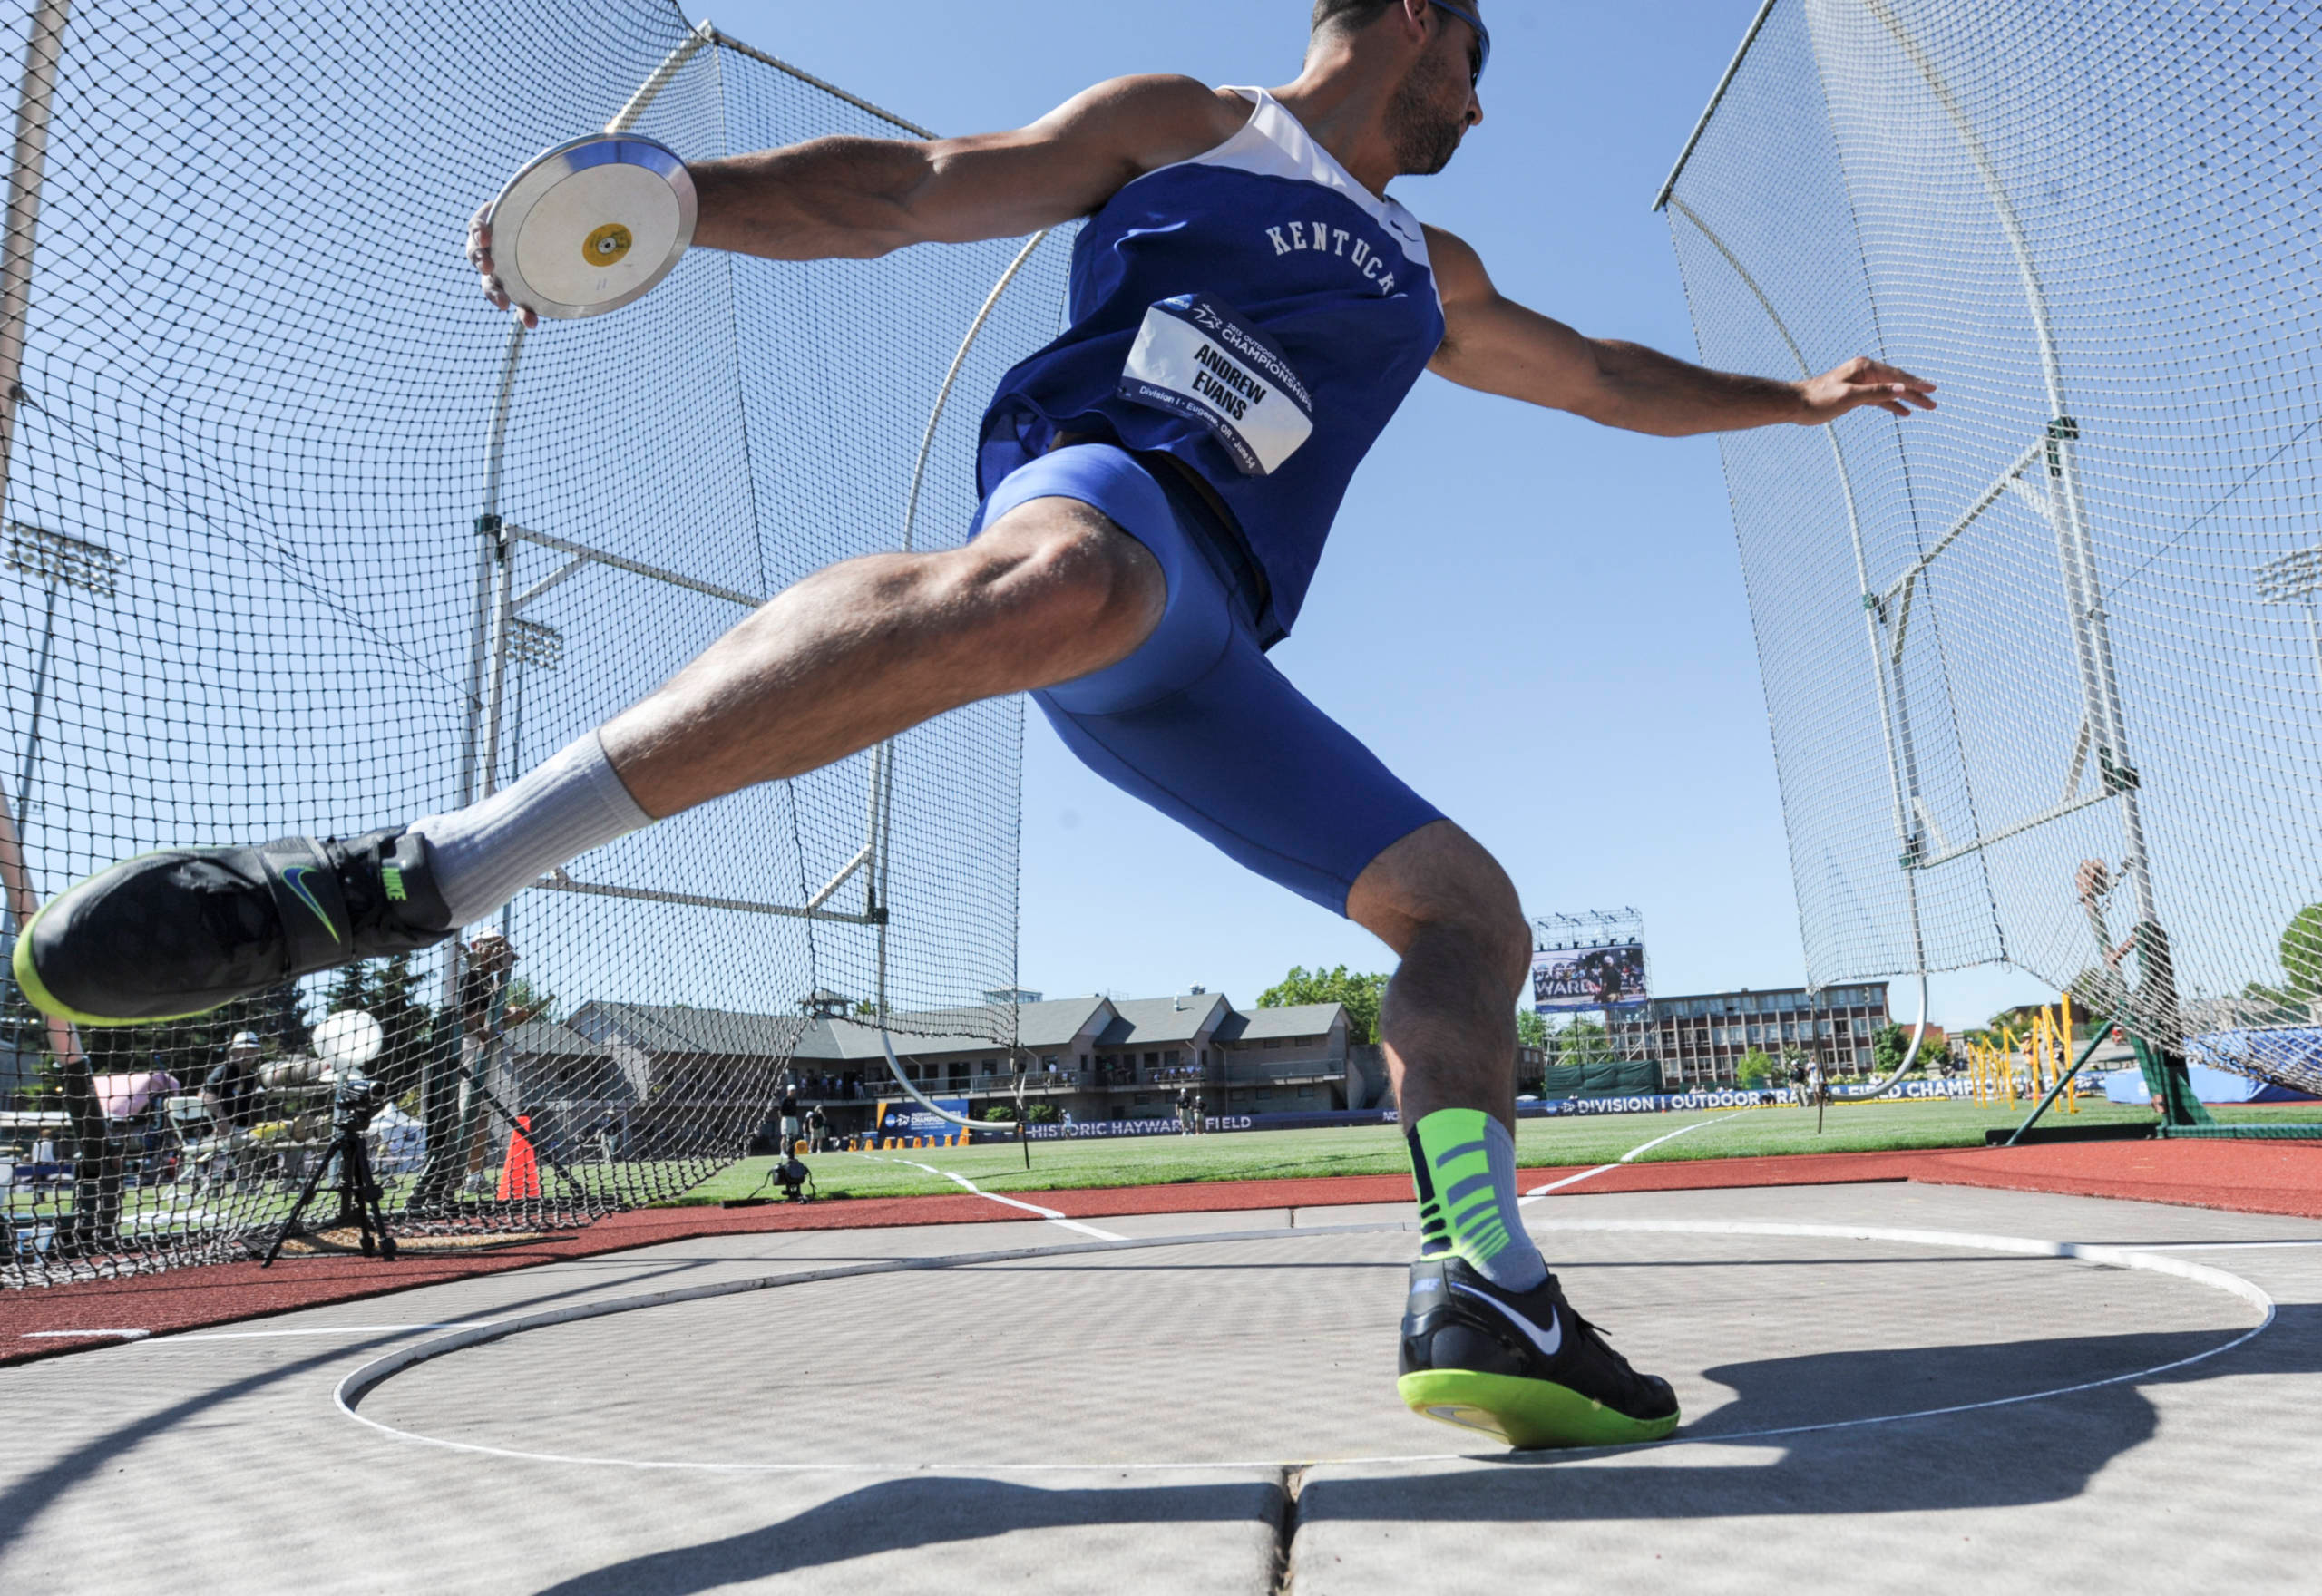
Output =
[{"x1": 701, "y1": 0, "x2": 2054, "y2": 1030}]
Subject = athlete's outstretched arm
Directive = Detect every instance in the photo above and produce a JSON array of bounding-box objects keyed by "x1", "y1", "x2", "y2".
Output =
[
  {"x1": 1422, "y1": 227, "x2": 1936, "y2": 435},
  {"x1": 472, "y1": 77, "x2": 1250, "y2": 322}
]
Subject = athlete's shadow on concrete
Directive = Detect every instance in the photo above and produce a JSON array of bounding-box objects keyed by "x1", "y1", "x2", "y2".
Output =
[{"x1": 533, "y1": 1307, "x2": 2317, "y2": 1595}]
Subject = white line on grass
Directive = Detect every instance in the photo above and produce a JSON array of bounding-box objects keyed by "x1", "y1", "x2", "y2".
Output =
[
  {"x1": 1519, "y1": 1116, "x2": 1721, "y2": 1203},
  {"x1": 848, "y1": 1152, "x2": 1124, "y2": 1241}
]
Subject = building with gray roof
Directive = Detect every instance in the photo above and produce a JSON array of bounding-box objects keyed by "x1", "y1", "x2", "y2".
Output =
[{"x1": 532, "y1": 988, "x2": 1357, "y2": 1144}]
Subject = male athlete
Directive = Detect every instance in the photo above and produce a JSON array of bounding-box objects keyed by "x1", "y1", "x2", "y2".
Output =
[{"x1": 14, "y1": 0, "x2": 1932, "y2": 1448}]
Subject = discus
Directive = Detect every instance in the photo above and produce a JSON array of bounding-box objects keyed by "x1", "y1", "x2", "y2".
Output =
[{"x1": 484, "y1": 133, "x2": 698, "y2": 320}]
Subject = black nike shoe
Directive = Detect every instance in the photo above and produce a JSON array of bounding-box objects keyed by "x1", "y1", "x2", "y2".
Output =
[
  {"x1": 1397, "y1": 1256, "x2": 1681, "y2": 1449},
  {"x1": 12, "y1": 830, "x2": 453, "y2": 1026}
]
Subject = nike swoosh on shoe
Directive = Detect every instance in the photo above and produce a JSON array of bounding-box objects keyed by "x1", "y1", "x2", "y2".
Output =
[
  {"x1": 1453, "y1": 1281, "x2": 1561, "y2": 1358},
  {"x1": 279, "y1": 865, "x2": 341, "y2": 943}
]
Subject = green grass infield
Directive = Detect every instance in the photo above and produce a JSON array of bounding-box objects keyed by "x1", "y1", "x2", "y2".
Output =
[{"x1": 673, "y1": 1096, "x2": 2322, "y2": 1206}]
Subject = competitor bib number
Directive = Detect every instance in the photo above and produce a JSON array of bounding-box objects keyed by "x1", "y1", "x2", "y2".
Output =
[{"x1": 1117, "y1": 294, "x2": 1314, "y2": 476}]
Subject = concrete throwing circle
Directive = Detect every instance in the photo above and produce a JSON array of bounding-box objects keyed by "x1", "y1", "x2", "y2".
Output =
[{"x1": 337, "y1": 1219, "x2": 2273, "y2": 1472}]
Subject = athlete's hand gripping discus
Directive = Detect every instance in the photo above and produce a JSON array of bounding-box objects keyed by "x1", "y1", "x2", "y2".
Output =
[{"x1": 481, "y1": 133, "x2": 697, "y2": 321}]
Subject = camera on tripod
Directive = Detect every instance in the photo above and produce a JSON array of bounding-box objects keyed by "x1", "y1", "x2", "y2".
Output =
[
  {"x1": 332, "y1": 1071, "x2": 392, "y2": 1132},
  {"x1": 261, "y1": 1008, "x2": 399, "y2": 1267}
]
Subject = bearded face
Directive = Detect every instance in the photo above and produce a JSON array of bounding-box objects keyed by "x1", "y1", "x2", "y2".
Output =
[{"x1": 1385, "y1": 23, "x2": 1474, "y2": 176}]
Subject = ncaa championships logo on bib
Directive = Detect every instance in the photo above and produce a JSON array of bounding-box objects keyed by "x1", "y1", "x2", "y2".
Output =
[{"x1": 1118, "y1": 294, "x2": 1314, "y2": 476}]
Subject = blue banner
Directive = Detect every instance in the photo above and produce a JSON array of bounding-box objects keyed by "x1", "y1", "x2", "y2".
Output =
[
  {"x1": 876, "y1": 1098, "x2": 971, "y2": 1138},
  {"x1": 926, "y1": 1081, "x2": 1978, "y2": 1145}
]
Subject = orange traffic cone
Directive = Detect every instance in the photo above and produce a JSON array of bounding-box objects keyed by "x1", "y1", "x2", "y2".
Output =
[{"x1": 497, "y1": 1114, "x2": 541, "y2": 1200}]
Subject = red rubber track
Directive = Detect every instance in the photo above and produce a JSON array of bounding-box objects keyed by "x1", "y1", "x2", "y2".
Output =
[{"x1": 6, "y1": 1138, "x2": 2318, "y2": 1366}]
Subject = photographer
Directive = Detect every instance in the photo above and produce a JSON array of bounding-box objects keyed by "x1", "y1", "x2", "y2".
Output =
[
  {"x1": 777, "y1": 1086, "x2": 802, "y2": 1157},
  {"x1": 190, "y1": 1031, "x2": 266, "y2": 1189},
  {"x1": 200, "y1": 1031, "x2": 265, "y2": 1128}
]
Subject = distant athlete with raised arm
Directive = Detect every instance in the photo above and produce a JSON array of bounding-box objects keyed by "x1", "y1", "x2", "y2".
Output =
[{"x1": 16, "y1": 0, "x2": 1931, "y2": 1448}]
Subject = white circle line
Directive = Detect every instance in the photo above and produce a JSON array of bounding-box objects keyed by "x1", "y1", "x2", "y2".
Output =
[{"x1": 332, "y1": 1218, "x2": 2275, "y2": 1474}]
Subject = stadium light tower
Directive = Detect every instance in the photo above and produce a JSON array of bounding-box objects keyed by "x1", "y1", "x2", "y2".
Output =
[
  {"x1": 2254, "y1": 542, "x2": 2322, "y2": 691},
  {"x1": 7, "y1": 521, "x2": 122, "y2": 830}
]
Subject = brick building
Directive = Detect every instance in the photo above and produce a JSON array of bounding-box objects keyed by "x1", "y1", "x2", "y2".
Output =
[{"x1": 1614, "y1": 982, "x2": 1893, "y2": 1089}]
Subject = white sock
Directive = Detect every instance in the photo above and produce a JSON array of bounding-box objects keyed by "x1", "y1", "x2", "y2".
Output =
[{"x1": 408, "y1": 731, "x2": 652, "y2": 928}]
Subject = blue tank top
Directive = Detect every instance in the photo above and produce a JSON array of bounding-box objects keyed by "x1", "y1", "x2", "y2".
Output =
[{"x1": 978, "y1": 87, "x2": 1445, "y2": 641}]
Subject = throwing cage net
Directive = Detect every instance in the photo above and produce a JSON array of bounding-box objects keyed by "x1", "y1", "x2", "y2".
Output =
[
  {"x1": 1660, "y1": 0, "x2": 2322, "y2": 1095},
  {"x1": 0, "y1": 0, "x2": 1071, "y2": 1284}
]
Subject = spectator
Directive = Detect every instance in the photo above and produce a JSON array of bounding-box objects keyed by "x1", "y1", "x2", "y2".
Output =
[
  {"x1": 201, "y1": 1032, "x2": 265, "y2": 1129},
  {"x1": 778, "y1": 1087, "x2": 802, "y2": 1155}
]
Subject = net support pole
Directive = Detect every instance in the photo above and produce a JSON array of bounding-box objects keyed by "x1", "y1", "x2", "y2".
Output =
[
  {"x1": 604, "y1": 20, "x2": 711, "y2": 136},
  {"x1": 0, "y1": 0, "x2": 65, "y2": 476},
  {"x1": 1859, "y1": 0, "x2": 2170, "y2": 1030},
  {"x1": 444, "y1": 26, "x2": 717, "y2": 1187},
  {"x1": 2005, "y1": 1014, "x2": 2128, "y2": 1145},
  {"x1": 466, "y1": 17, "x2": 713, "y2": 850},
  {"x1": 0, "y1": 1, "x2": 84, "y2": 1091}
]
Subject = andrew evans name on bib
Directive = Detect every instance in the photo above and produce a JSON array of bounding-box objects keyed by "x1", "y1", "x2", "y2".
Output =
[
  {"x1": 1193, "y1": 342, "x2": 1268, "y2": 421},
  {"x1": 1204, "y1": 314, "x2": 1313, "y2": 410}
]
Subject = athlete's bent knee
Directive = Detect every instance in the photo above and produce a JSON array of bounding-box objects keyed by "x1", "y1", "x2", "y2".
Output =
[
  {"x1": 971, "y1": 499, "x2": 1164, "y2": 662},
  {"x1": 1351, "y1": 822, "x2": 1531, "y2": 991}
]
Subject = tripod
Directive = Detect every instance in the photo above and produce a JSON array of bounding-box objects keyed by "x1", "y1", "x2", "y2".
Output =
[{"x1": 261, "y1": 1079, "x2": 396, "y2": 1267}]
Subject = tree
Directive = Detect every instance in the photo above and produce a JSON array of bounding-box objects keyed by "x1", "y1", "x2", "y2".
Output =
[
  {"x1": 1734, "y1": 1049, "x2": 1776, "y2": 1087},
  {"x1": 367, "y1": 954, "x2": 437, "y2": 1094},
  {"x1": 1516, "y1": 1007, "x2": 1549, "y2": 1049},
  {"x1": 2283, "y1": 903, "x2": 2322, "y2": 998},
  {"x1": 1259, "y1": 964, "x2": 1389, "y2": 1046},
  {"x1": 1984, "y1": 1005, "x2": 2048, "y2": 1038},
  {"x1": 1873, "y1": 1023, "x2": 1919, "y2": 1075},
  {"x1": 326, "y1": 962, "x2": 371, "y2": 1017},
  {"x1": 1549, "y1": 1015, "x2": 1612, "y2": 1066},
  {"x1": 504, "y1": 975, "x2": 557, "y2": 1026}
]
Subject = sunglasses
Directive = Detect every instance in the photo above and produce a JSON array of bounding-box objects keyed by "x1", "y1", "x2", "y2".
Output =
[{"x1": 1429, "y1": 0, "x2": 1491, "y2": 88}]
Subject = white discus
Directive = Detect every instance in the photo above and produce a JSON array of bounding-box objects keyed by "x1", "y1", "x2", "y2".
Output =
[{"x1": 485, "y1": 133, "x2": 698, "y2": 320}]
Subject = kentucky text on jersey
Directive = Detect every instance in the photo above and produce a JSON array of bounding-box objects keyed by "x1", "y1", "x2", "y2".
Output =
[
  {"x1": 1264, "y1": 220, "x2": 1398, "y2": 294},
  {"x1": 978, "y1": 86, "x2": 1446, "y2": 641}
]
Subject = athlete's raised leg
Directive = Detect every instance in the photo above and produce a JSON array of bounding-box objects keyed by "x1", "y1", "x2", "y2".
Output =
[
  {"x1": 601, "y1": 497, "x2": 1163, "y2": 819},
  {"x1": 13, "y1": 498, "x2": 1164, "y2": 1026}
]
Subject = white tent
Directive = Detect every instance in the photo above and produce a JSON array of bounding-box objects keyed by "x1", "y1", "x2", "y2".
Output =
[{"x1": 367, "y1": 1105, "x2": 426, "y2": 1175}]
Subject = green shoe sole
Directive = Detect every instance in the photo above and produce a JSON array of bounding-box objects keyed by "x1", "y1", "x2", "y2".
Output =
[{"x1": 1398, "y1": 1368, "x2": 1681, "y2": 1450}]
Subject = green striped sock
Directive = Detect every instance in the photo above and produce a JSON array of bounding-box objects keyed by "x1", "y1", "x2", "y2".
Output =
[{"x1": 1408, "y1": 1107, "x2": 1547, "y2": 1291}]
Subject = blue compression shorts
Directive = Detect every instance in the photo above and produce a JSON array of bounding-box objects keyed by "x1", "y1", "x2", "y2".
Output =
[{"x1": 972, "y1": 443, "x2": 1445, "y2": 916}]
